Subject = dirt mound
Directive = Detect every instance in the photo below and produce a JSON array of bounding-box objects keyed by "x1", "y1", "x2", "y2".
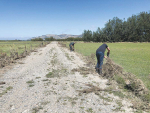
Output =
[
  {"x1": 102, "y1": 58, "x2": 123, "y2": 78},
  {"x1": 102, "y1": 58, "x2": 150, "y2": 110},
  {"x1": 103, "y1": 58, "x2": 149, "y2": 97}
]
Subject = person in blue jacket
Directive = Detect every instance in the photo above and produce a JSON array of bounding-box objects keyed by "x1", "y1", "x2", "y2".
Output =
[
  {"x1": 69, "y1": 42, "x2": 75, "y2": 51},
  {"x1": 96, "y1": 43, "x2": 110, "y2": 74}
]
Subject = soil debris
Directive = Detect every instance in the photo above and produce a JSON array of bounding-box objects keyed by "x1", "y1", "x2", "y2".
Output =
[
  {"x1": 102, "y1": 58, "x2": 123, "y2": 78},
  {"x1": 77, "y1": 84, "x2": 103, "y2": 93},
  {"x1": 102, "y1": 58, "x2": 149, "y2": 96},
  {"x1": 71, "y1": 67, "x2": 95, "y2": 75},
  {"x1": 0, "y1": 81, "x2": 5, "y2": 85},
  {"x1": 102, "y1": 57, "x2": 150, "y2": 111}
]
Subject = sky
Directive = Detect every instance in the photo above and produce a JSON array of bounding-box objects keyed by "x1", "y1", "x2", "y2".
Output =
[{"x1": 0, "y1": 0, "x2": 150, "y2": 40}]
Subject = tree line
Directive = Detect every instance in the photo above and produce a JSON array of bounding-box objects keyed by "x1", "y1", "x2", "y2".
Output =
[
  {"x1": 83, "y1": 11, "x2": 150, "y2": 42},
  {"x1": 31, "y1": 11, "x2": 150, "y2": 42}
]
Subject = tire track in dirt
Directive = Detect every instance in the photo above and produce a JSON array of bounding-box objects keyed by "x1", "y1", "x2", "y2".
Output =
[{"x1": 0, "y1": 42, "x2": 134, "y2": 113}]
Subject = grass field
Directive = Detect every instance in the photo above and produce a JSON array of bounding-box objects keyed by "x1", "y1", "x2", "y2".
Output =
[
  {"x1": 65, "y1": 42, "x2": 150, "y2": 90},
  {"x1": 0, "y1": 41, "x2": 45, "y2": 56}
]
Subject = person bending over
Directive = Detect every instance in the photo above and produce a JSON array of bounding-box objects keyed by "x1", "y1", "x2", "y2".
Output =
[
  {"x1": 96, "y1": 43, "x2": 110, "y2": 74},
  {"x1": 69, "y1": 42, "x2": 75, "y2": 51}
]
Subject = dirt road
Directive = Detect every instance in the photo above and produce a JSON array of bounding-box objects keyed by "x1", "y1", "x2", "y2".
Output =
[{"x1": 0, "y1": 42, "x2": 134, "y2": 113}]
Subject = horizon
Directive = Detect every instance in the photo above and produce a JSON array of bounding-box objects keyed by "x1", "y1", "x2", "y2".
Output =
[
  {"x1": 0, "y1": 0, "x2": 150, "y2": 40},
  {"x1": 0, "y1": 33, "x2": 82, "y2": 40}
]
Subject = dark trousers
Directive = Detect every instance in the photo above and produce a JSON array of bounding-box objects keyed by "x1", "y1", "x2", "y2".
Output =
[
  {"x1": 69, "y1": 45, "x2": 73, "y2": 51},
  {"x1": 96, "y1": 52, "x2": 104, "y2": 69}
]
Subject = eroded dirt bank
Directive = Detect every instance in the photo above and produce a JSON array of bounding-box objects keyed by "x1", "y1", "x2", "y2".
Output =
[{"x1": 0, "y1": 42, "x2": 134, "y2": 113}]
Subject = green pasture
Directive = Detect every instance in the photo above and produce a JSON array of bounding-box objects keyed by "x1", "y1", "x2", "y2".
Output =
[
  {"x1": 0, "y1": 41, "x2": 44, "y2": 56},
  {"x1": 65, "y1": 42, "x2": 150, "y2": 89}
]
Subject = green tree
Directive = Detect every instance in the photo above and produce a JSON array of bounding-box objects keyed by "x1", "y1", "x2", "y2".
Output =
[{"x1": 82, "y1": 30, "x2": 92, "y2": 42}]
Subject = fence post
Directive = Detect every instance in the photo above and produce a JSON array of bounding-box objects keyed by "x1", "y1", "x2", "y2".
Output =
[{"x1": 31, "y1": 44, "x2": 32, "y2": 51}]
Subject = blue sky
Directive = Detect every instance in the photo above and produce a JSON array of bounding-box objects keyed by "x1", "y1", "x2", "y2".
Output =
[{"x1": 0, "y1": 0, "x2": 150, "y2": 40}]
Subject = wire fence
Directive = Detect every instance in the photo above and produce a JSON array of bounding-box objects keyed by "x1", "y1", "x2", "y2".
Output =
[{"x1": 0, "y1": 41, "x2": 50, "y2": 68}]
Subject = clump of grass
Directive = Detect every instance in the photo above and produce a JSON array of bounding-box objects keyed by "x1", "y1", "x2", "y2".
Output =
[
  {"x1": 44, "y1": 81, "x2": 51, "y2": 86},
  {"x1": 6, "y1": 86, "x2": 13, "y2": 90},
  {"x1": 86, "y1": 108, "x2": 94, "y2": 113},
  {"x1": 51, "y1": 59, "x2": 57, "y2": 65},
  {"x1": 65, "y1": 53, "x2": 72, "y2": 60},
  {"x1": 60, "y1": 68, "x2": 67, "y2": 74},
  {"x1": 29, "y1": 84, "x2": 34, "y2": 87},
  {"x1": 114, "y1": 75, "x2": 125, "y2": 86},
  {"x1": 40, "y1": 101, "x2": 50, "y2": 106},
  {"x1": 72, "y1": 67, "x2": 93, "y2": 75},
  {"x1": 46, "y1": 72, "x2": 53, "y2": 78},
  {"x1": 46, "y1": 68, "x2": 68, "y2": 78},
  {"x1": 79, "y1": 107, "x2": 84, "y2": 109},
  {"x1": 113, "y1": 100, "x2": 124, "y2": 112},
  {"x1": 71, "y1": 101, "x2": 76, "y2": 106},
  {"x1": 31, "y1": 106, "x2": 43, "y2": 113},
  {"x1": 26, "y1": 80, "x2": 34, "y2": 84},
  {"x1": 113, "y1": 91, "x2": 125, "y2": 98},
  {"x1": 42, "y1": 79, "x2": 49, "y2": 81},
  {"x1": 140, "y1": 93, "x2": 150, "y2": 102},
  {"x1": 61, "y1": 96, "x2": 78, "y2": 107},
  {"x1": 0, "y1": 86, "x2": 13, "y2": 97},
  {"x1": 46, "y1": 70, "x2": 59, "y2": 78},
  {"x1": 63, "y1": 102, "x2": 67, "y2": 105},
  {"x1": 83, "y1": 75, "x2": 88, "y2": 77},
  {"x1": 26, "y1": 80, "x2": 34, "y2": 87},
  {"x1": 66, "y1": 96, "x2": 78, "y2": 102},
  {"x1": 98, "y1": 94, "x2": 112, "y2": 102},
  {"x1": 35, "y1": 77, "x2": 41, "y2": 79},
  {"x1": 44, "y1": 90, "x2": 52, "y2": 96}
]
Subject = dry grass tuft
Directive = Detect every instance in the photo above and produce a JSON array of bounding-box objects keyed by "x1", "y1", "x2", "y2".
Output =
[
  {"x1": 85, "y1": 53, "x2": 96, "y2": 68},
  {"x1": 77, "y1": 84, "x2": 117, "y2": 94},
  {"x1": 77, "y1": 84, "x2": 103, "y2": 93},
  {"x1": 131, "y1": 100, "x2": 150, "y2": 111},
  {"x1": 0, "y1": 86, "x2": 13, "y2": 97},
  {"x1": 58, "y1": 42, "x2": 66, "y2": 47},
  {"x1": 72, "y1": 67, "x2": 95, "y2": 75}
]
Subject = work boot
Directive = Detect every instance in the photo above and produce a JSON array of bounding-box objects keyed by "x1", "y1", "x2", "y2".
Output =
[
  {"x1": 95, "y1": 68, "x2": 98, "y2": 72},
  {"x1": 98, "y1": 69, "x2": 102, "y2": 75},
  {"x1": 99, "y1": 69, "x2": 103, "y2": 74}
]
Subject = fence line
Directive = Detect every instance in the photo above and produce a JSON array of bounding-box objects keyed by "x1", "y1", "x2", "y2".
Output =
[{"x1": 0, "y1": 42, "x2": 50, "y2": 68}]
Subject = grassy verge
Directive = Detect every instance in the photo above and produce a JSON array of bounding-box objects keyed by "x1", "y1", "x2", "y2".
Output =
[
  {"x1": 0, "y1": 41, "x2": 48, "y2": 56},
  {"x1": 63, "y1": 42, "x2": 150, "y2": 90}
]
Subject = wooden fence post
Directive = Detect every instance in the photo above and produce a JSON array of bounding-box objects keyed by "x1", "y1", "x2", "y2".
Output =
[{"x1": 31, "y1": 44, "x2": 32, "y2": 51}]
